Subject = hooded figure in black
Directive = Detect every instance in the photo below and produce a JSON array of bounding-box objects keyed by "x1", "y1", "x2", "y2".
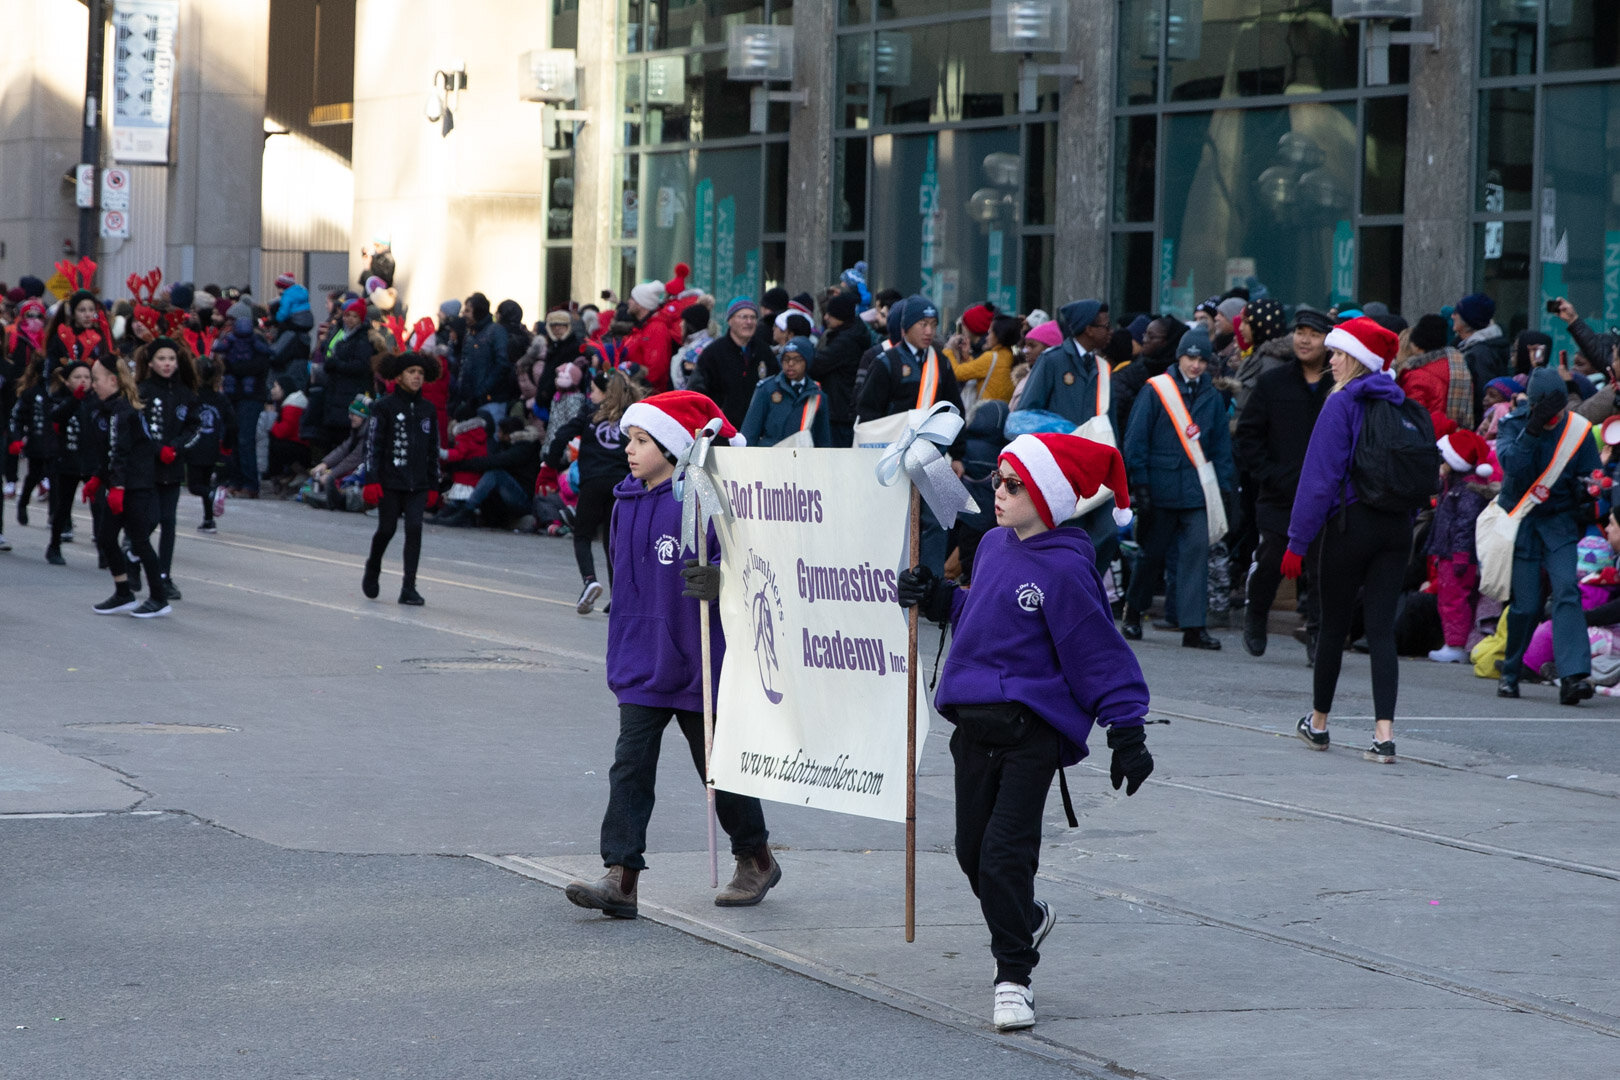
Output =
[{"x1": 361, "y1": 351, "x2": 442, "y2": 606}]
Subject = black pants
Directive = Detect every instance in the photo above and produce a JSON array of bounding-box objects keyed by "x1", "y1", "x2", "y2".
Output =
[
  {"x1": 951, "y1": 721, "x2": 1061, "y2": 987},
  {"x1": 599, "y1": 704, "x2": 769, "y2": 872},
  {"x1": 97, "y1": 488, "x2": 165, "y2": 598},
  {"x1": 1246, "y1": 528, "x2": 1321, "y2": 634},
  {"x1": 49, "y1": 473, "x2": 83, "y2": 547},
  {"x1": 1127, "y1": 505, "x2": 1209, "y2": 628},
  {"x1": 149, "y1": 483, "x2": 181, "y2": 575},
  {"x1": 16, "y1": 457, "x2": 46, "y2": 528},
  {"x1": 1313, "y1": 502, "x2": 1410, "y2": 720},
  {"x1": 572, "y1": 477, "x2": 617, "y2": 584},
  {"x1": 830, "y1": 421, "x2": 854, "y2": 448},
  {"x1": 265, "y1": 436, "x2": 311, "y2": 479},
  {"x1": 367, "y1": 489, "x2": 428, "y2": 588}
]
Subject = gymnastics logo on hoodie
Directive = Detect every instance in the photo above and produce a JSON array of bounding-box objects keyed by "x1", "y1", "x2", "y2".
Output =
[
  {"x1": 654, "y1": 534, "x2": 678, "y2": 564},
  {"x1": 1015, "y1": 582, "x2": 1045, "y2": 612},
  {"x1": 742, "y1": 549, "x2": 785, "y2": 705}
]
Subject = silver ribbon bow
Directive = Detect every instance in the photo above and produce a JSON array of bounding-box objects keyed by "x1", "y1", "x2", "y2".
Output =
[
  {"x1": 673, "y1": 417, "x2": 733, "y2": 556},
  {"x1": 874, "y1": 402, "x2": 977, "y2": 528}
]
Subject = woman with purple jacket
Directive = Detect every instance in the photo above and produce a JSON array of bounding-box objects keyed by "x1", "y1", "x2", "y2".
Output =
[{"x1": 1282, "y1": 317, "x2": 1410, "y2": 764}]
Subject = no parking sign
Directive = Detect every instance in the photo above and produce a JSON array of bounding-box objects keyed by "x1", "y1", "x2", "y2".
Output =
[
  {"x1": 100, "y1": 209, "x2": 130, "y2": 239},
  {"x1": 101, "y1": 168, "x2": 130, "y2": 211}
]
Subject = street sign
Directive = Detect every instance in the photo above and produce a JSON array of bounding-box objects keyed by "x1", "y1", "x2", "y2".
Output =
[
  {"x1": 101, "y1": 168, "x2": 130, "y2": 211},
  {"x1": 100, "y1": 209, "x2": 130, "y2": 239},
  {"x1": 46, "y1": 272, "x2": 72, "y2": 300},
  {"x1": 75, "y1": 165, "x2": 96, "y2": 209}
]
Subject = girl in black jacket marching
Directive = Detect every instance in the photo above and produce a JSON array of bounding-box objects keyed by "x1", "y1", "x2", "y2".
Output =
[
  {"x1": 44, "y1": 360, "x2": 97, "y2": 565},
  {"x1": 544, "y1": 368, "x2": 641, "y2": 614},
  {"x1": 86, "y1": 355, "x2": 171, "y2": 617},
  {"x1": 361, "y1": 352, "x2": 441, "y2": 606},
  {"x1": 8, "y1": 355, "x2": 55, "y2": 533},
  {"x1": 135, "y1": 338, "x2": 199, "y2": 598},
  {"x1": 183, "y1": 355, "x2": 235, "y2": 534}
]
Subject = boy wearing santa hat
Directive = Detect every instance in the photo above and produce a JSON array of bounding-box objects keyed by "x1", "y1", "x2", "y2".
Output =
[
  {"x1": 1426, "y1": 429, "x2": 1497, "y2": 663},
  {"x1": 565, "y1": 391, "x2": 781, "y2": 919},
  {"x1": 897, "y1": 433, "x2": 1153, "y2": 1032}
]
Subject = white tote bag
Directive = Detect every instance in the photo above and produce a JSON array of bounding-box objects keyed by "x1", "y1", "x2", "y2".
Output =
[{"x1": 1071, "y1": 356, "x2": 1119, "y2": 517}]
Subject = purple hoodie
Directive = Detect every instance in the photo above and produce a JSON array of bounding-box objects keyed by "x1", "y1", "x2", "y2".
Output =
[
  {"x1": 935, "y1": 526, "x2": 1149, "y2": 767},
  {"x1": 605, "y1": 474, "x2": 723, "y2": 712},
  {"x1": 1287, "y1": 373, "x2": 1407, "y2": 556}
]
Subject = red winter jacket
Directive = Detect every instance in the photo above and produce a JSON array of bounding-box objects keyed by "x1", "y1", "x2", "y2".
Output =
[
  {"x1": 1397, "y1": 352, "x2": 1458, "y2": 437},
  {"x1": 444, "y1": 419, "x2": 490, "y2": 490},
  {"x1": 624, "y1": 302, "x2": 685, "y2": 391}
]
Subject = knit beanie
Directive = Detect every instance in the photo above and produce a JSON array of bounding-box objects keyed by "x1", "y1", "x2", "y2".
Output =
[
  {"x1": 348, "y1": 394, "x2": 372, "y2": 418},
  {"x1": 681, "y1": 304, "x2": 712, "y2": 333},
  {"x1": 275, "y1": 271, "x2": 297, "y2": 290},
  {"x1": 761, "y1": 287, "x2": 790, "y2": 312},
  {"x1": 1177, "y1": 326, "x2": 1214, "y2": 362},
  {"x1": 999, "y1": 433, "x2": 1133, "y2": 529},
  {"x1": 898, "y1": 295, "x2": 939, "y2": 333},
  {"x1": 1244, "y1": 298, "x2": 1287, "y2": 347},
  {"x1": 1324, "y1": 316, "x2": 1399, "y2": 373},
  {"x1": 620, "y1": 389, "x2": 747, "y2": 454},
  {"x1": 725, "y1": 297, "x2": 759, "y2": 322},
  {"x1": 824, "y1": 290, "x2": 857, "y2": 323},
  {"x1": 781, "y1": 336, "x2": 816, "y2": 366},
  {"x1": 630, "y1": 280, "x2": 666, "y2": 311},
  {"x1": 1216, "y1": 297, "x2": 1245, "y2": 322},
  {"x1": 1410, "y1": 313, "x2": 1450, "y2": 353},
  {"x1": 1025, "y1": 320, "x2": 1063, "y2": 349},
  {"x1": 961, "y1": 303, "x2": 996, "y2": 337},
  {"x1": 665, "y1": 262, "x2": 691, "y2": 296},
  {"x1": 1455, "y1": 293, "x2": 1496, "y2": 330},
  {"x1": 439, "y1": 298, "x2": 462, "y2": 319}
]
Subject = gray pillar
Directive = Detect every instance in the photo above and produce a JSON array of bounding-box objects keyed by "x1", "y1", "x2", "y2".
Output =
[
  {"x1": 573, "y1": 9, "x2": 618, "y2": 299},
  {"x1": 1052, "y1": 0, "x2": 1116, "y2": 304},
  {"x1": 166, "y1": 0, "x2": 269, "y2": 290},
  {"x1": 785, "y1": 0, "x2": 834, "y2": 297},
  {"x1": 1400, "y1": 0, "x2": 1474, "y2": 316}
]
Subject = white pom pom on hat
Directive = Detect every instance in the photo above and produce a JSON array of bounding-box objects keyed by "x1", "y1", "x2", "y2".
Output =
[
  {"x1": 620, "y1": 390, "x2": 747, "y2": 455},
  {"x1": 999, "y1": 433, "x2": 1133, "y2": 530},
  {"x1": 1438, "y1": 428, "x2": 1493, "y2": 478}
]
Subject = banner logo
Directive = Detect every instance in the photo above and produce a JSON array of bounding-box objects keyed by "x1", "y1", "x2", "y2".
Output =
[
  {"x1": 743, "y1": 549, "x2": 786, "y2": 704},
  {"x1": 654, "y1": 534, "x2": 678, "y2": 564},
  {"x1": 1015, "y1": 582, "x2": 1045, "y2": 612}
]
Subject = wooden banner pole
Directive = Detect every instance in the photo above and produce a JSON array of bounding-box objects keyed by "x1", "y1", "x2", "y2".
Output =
[
  {"x1": 698, "y1": 505, "x2": 720, "y2": 890},
  {"x1": 905, "y1": 485, "x2": 921, "y2": 943}
]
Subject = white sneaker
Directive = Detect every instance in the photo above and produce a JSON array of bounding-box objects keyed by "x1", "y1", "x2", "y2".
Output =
[
  {"x1": 3, "y1": 481, "x2": 14, "y2": 497},
  {"x1": 1428, "y1": 645, "x2": 1469, "y2": 663},
  {"x1": 576, "y1": 579, "x2": 603, "y2": 614},
  {"x1": 0, "y1": 533, "x2": 10, "y2": 552},
  {"x1": 993, "y1": 982, "x2": 1035, "y2": 1031}
]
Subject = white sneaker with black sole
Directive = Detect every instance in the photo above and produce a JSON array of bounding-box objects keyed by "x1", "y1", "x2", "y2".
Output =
[
  {"x1": 94, "y1": 591, "x2": 140, "y2": 614},
  {"x1": 131, "y1": 598, "x2": 171, "y2": 618},
  {"x1": 993, "y1": 981, "x2": 1035, "y2": 1031},
  {"x1": 576, "y1": 579, "x2": 603, "y2": 614}
]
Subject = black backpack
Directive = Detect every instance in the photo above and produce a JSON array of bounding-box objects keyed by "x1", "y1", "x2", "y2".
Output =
[{"x1": 1350, "y1": 397, "x2": 1440, "y2": 513}]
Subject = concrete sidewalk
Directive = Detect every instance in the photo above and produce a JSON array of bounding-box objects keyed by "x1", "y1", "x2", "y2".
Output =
[{"x1": 485, "y1": 708, "x2": 1620, "y2": 1080}]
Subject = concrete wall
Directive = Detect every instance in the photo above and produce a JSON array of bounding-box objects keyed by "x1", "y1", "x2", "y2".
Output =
[
  {"x1": 0, "y1": 0, "x2": 90, "y2": 285},
  {"x1": 166, "y1": 0, "x2": 271, "y2": 292},
  {"x1": 350, "y1": 0, "x2": 550, "y2": 320}
]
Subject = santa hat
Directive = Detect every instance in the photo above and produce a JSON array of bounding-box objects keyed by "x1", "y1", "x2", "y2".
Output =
[
  {"x1": 1000, "y1": 433, "x2": 1132, "y2": 529},
  {"x1": 1324, "y1": 316, "x2": 1399, "y2": 374},
  {"x1": 665, "y1": 262, "x2": 691, "y2": 296},
  {"x1": 1438, "y1": 429, "x2": 1493, "y2": 478},
  {"x1": 621, "y1": 390, "x2": 747, "y2": 455}
]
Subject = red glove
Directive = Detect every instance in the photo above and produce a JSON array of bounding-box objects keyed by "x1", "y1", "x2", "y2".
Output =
[
  {"x1": 72, "y1": 385, "x2": 88, "y2": 399},
  {"x1": 81, "y1": 477, "x2": 101, "y2": 503},
  {"x1": 107, "y1": 487, "x2": 125, "y2": 516},
  {"x1": 362, "y1": 483, "x2": 383, "y2": 507},
  {"x1": 426, "y1": 490, "x2": 441, "y2": 510},
  {"x1": 7, "y1": 440, "x2": 23, "y2": 455},
  {"x1": 159, "y1": 446, "x2": 177, "y2": 464},
  {"x1": 1280, "y1": 549, "x2": 1304, "y2": 580}
]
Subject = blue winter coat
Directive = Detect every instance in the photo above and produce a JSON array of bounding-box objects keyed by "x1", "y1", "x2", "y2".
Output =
[
  {"x1": 1122, "y1": 369, "x2": 1235, "y2": 509},
  {"x1": 740, "y1": 373, "x2": 833, "y2": 448}
]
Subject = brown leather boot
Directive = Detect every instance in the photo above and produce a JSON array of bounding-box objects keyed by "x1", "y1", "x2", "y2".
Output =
[
  {"x1": 714, "y1": 847, "x2": 782, "y2": 907},
  {"x1": 564, "y1": 865, "x2": 639, "y2": 919}
]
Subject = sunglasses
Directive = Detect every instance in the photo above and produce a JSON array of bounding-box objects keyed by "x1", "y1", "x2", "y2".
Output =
[{"x1": 991, "y1": 473, "x2": 1026, "y2": 497}]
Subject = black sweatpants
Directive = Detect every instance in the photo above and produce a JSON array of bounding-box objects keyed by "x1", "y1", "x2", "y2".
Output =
[
  {"x1": 1246, "y1": 528, "x2": 1321, "y2": 634},
  {"x1": 599, "y1": 703, "x2": 769, "y2": 872},
  {"x1": 152, "y1": 483, "x2": 181, "y2": 575},
  {"x1": 97, "y1": 488, "x2": 165, "y2": 599},
  {"x1": 366, "y1": 489, "x2": 428, "y2": 589},
  {"x1": 49, "y1": 473, "x2": 83, "y2": 547},
  {"x1": 1313, "y1": 502, "x2": 1411, "y2": 720},
  {"x1": 16, "y1": 457, "x2": 46, "y2": 527},
  {"x1": 572, "y1": 476, "x2": 617, "y2": 584},
  {"x1": 951, "y1": 720, "x2": 1061, "y2": 987}
]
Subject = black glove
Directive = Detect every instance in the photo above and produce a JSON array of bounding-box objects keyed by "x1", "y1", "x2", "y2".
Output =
[
  {"x1": 1527, "y1": 396, "x2": 1564, "y2": 431},
  {"x1": 680, "y1": 558, "x2": 720, "y2": 601},
  {"x1": 1106, "y1": 724, "x2": 1154, "y2": 796},
  {"x1": 1130, "y1": 485, "x2": 1151, "y2": 513},
  {"x1": 896, "y1": 564, "x2": 955, "y2": 624}
]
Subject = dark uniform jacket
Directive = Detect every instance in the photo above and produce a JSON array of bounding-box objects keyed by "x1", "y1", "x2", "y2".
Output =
[{"x1": 365, "y1": 389, "x2": 441, "y2": 492}]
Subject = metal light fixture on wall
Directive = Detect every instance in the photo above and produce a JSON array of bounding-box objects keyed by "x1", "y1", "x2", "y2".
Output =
[
  {"x1": 426, "y1": 62, "x2": 467, "y2": 137},
  {"x1": 988, "y1": 0, "x2": 1081, "y2": 114},
  {"x1": 726, "y1": 25, "x2": 806, "y2": 135},
  {"x1": 1333, "y1": 0, "x2": 1439, "y2": 85},
  {"x1": 520, "y1": 48, "x2": 588, "y2": 147}
]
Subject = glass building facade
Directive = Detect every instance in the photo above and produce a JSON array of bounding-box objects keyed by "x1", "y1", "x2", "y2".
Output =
[{"x1": 537, "y1": 1, "x2": 1620, "y2": 333}]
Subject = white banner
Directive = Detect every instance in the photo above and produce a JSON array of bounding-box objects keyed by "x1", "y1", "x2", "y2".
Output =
[
  {"x1": 111, "y1": 0, "x2": 180, "y2": 164},
  {"x1": 707, "y1": 447, "x2": 927, "y2": 822}
]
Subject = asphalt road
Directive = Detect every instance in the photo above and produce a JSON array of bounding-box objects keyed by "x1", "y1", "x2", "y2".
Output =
[{"x1": 3, "y1": 494, "x2": 1616, "y2": 1078}]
